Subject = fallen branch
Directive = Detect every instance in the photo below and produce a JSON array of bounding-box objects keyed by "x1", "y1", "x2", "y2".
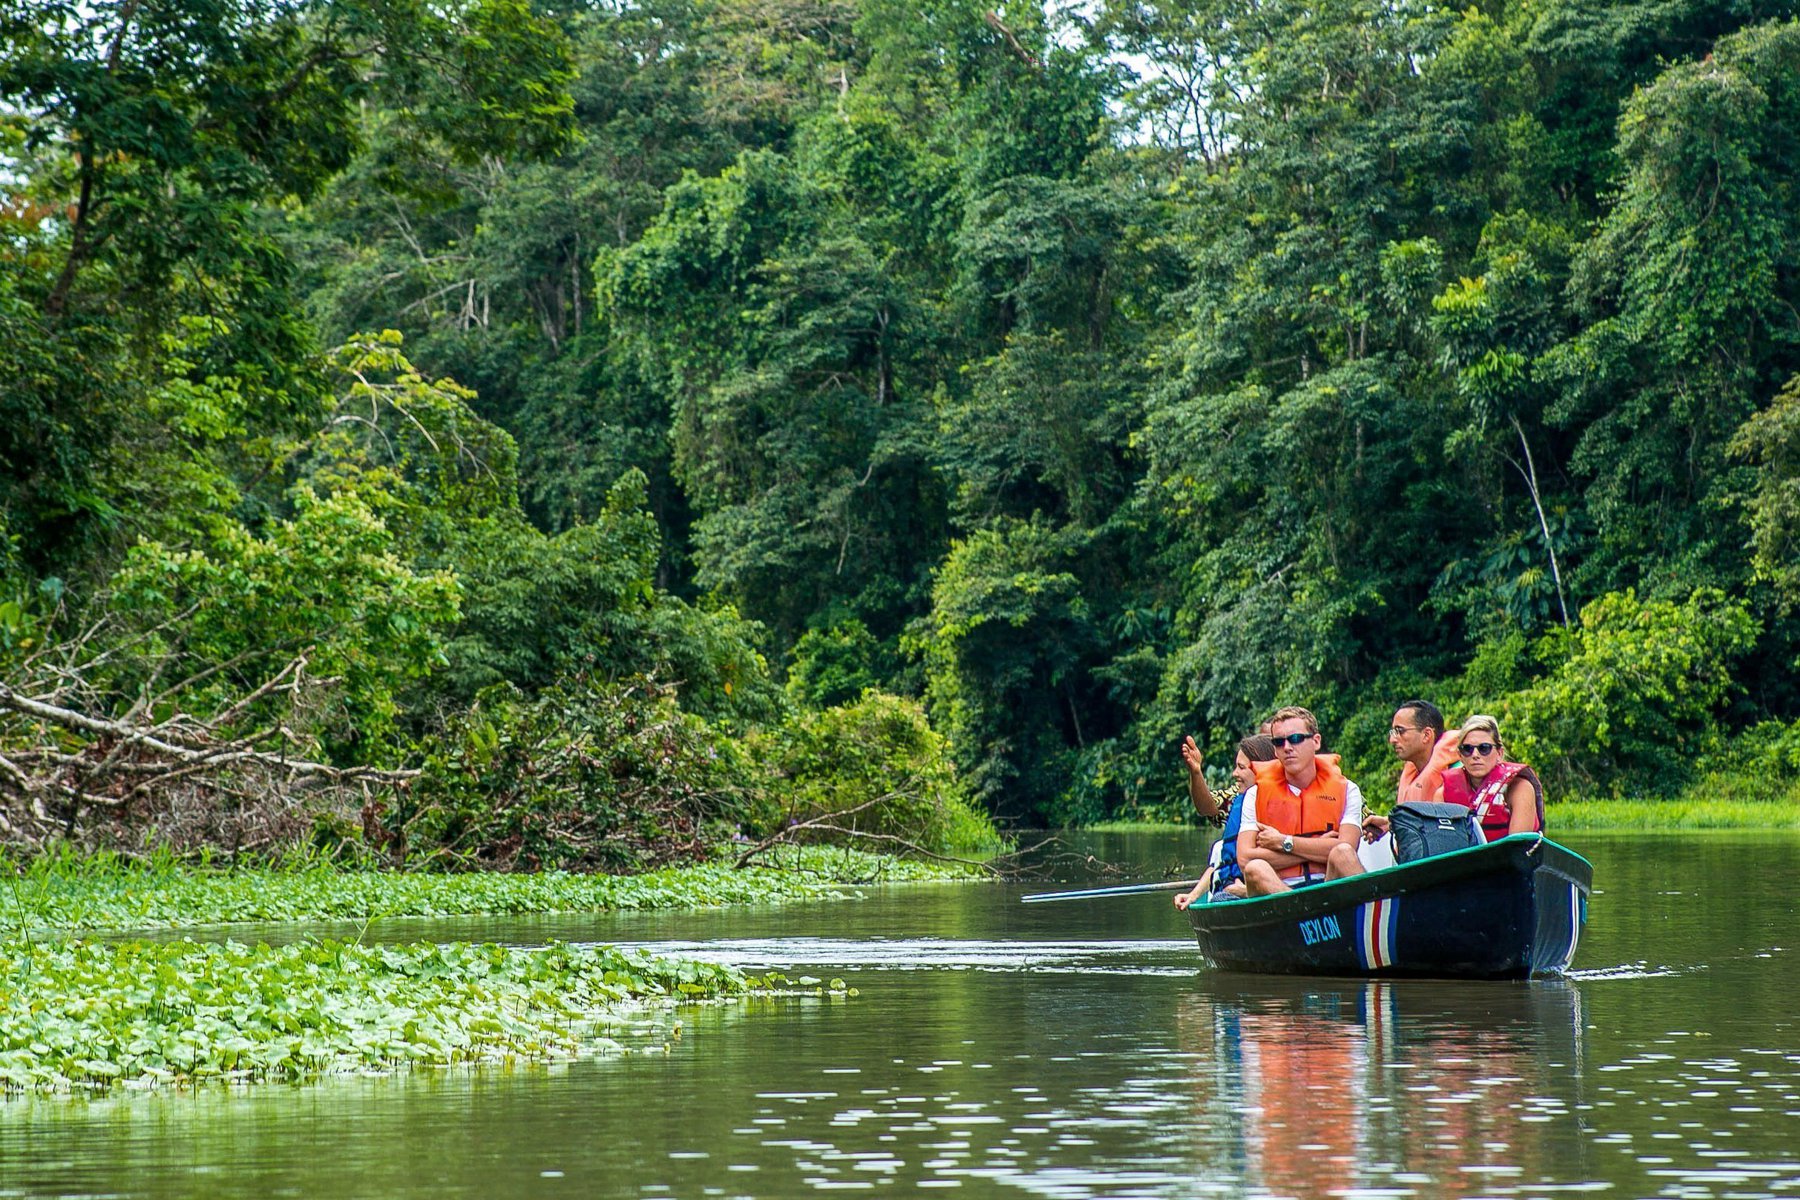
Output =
[
  {"x1": 735, "y1": 802, "x2": 1059, "y2": 880},
  {"x1": 0, "y1": 683, "x2": 417, "y2": 787},
  {"x1": 743, "y1": 822, "x2": 1006, "y2": 874},
  {"x1": 733, "y1": 791, "x2": 913, "y2": 868}
]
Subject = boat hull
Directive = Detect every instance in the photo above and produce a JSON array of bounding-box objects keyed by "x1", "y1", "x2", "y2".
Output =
[{"x1": 1185, "y1": 835, "x2": 1591, "y2": 979}]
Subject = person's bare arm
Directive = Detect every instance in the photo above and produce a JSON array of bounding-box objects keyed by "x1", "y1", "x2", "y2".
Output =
[
  {"x1": 1175, "y1": 869, "x2": 1213, "y2": 909},
  {"x1": 1182, "y1": 736, "x2": 1219, "y2": 821},
  {"x1": 1256, "y1": 825, "x2": 1350, "y2": 864},
  {"x1": 1405, "y1": 729, "x2": 1464, "y2": 802},
  {"x1": 1506, "y1": 777, "x2": 1540, "y2": 835},
  {"x1": 1248, "y1": 825, "x2": 1319, "y2": 867},
  {"x1": 1238, "y1": 824, "x2": 1300, "y2": 869}
]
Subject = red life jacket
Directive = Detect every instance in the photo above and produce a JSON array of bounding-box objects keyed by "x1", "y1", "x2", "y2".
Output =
[
  {"x1": 1252, "y1": 755, "x2": 1349, "y2": 882},
  {"x1": 1441, "y1": 761, "x2": 1544, "y2": 840}
]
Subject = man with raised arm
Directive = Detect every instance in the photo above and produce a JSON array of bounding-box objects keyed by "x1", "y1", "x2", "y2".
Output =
[
  {"x1": 1236, "y1": 706, "x2": 1366, "y2": 895},
  {"x1": 1348, "y1": 698, "x2": 1455, "y2": 873},
  {"x1": 1359, "y1": 699, "x2": 1447, "y2": 845}
]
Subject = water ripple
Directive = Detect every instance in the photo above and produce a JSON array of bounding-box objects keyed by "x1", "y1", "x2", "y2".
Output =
[
  {"x1": 602, "y1": 937, "x2": 1197, "y2": 972},
  {"x1": 1567, "y1": 963, "x2": 1684, "y2": 981}
]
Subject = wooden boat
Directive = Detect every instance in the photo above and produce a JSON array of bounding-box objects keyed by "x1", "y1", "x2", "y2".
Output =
[{"x1": 1185, "y1": 834, "x2": 1591, "y2": 979}]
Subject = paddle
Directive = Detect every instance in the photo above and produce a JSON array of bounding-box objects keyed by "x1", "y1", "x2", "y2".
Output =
[{"x1": 1021, "y1": 880, "x2": 1200, "y2": 903}]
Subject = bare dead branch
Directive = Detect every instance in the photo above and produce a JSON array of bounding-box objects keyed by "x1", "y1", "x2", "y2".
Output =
[
  {"x1": 0, "y1": 683, "x2": 417, "y2": 785},
  {"x1": 211, "y1": 652, "x2": 311, "y2": 727},
  {"x1": 733, "y1": 791, "x2": 902, "y2": 867}
]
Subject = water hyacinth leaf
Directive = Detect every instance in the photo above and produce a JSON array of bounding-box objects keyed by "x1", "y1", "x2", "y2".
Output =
[{"x1": 0, "y1": 937, "x2": 782, "y2": 1094}]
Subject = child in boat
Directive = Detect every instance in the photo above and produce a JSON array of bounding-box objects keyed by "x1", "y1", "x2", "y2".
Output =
[{"x1": 1175, "y1": 733, "x2": 1278, "y2": 908}]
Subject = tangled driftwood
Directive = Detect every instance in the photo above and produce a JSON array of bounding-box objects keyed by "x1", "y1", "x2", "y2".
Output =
[{"x1": 0, "y1": 649, "x2": 412, "y2": 855}]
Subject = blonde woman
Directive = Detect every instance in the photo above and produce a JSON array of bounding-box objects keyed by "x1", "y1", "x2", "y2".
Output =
[{"x1": 1413, "y1": 714, "x2": 1545, "y2": 840}]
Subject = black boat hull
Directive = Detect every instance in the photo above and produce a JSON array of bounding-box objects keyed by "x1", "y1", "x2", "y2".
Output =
[{"x1": 1185, "y1": 835, "x2": 1592, "y2": 979}]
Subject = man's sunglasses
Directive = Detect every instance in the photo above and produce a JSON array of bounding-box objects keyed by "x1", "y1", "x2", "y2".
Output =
[
  {"x1": 1458, "y1": 742, "x2": 1498, "y2": 757},
  {"x1": 1271, "y1": 732, "x2": 1314, "y2": 747}
]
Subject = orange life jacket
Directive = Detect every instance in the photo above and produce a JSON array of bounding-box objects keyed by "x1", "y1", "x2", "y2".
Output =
[
  {"x1": 1239, "y1": 1010, "x2": 1361, "y2": 1194},
  {"x1": 1252, "y1": 755, "x2": 1349, "y2": 882}
]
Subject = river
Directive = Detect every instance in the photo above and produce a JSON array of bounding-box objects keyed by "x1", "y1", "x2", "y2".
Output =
[{"x1": 1, "y1": 831, "x2": 1796, "y2": 1199}]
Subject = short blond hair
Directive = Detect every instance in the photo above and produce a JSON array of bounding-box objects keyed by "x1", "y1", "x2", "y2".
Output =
[
  {"x1": 1459, "y1": 713, "x2": 1503, "y2": 749},
  {"x1": 1267, "y1": 706, "x2": 1319, "y2": 735}
]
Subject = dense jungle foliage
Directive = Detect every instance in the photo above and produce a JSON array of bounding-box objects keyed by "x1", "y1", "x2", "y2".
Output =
[{"x1": 6, "y1": 0, "x2": 1800, "y2": 856}]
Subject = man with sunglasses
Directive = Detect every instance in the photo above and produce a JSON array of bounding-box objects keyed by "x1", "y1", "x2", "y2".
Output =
[{"x1": 1236, "y1": 706, "x2": 1366, "y2": 895}]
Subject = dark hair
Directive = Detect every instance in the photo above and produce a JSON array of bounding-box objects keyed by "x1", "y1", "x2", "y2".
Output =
[
  {"x1": 1397, "y1": 699, "x2": 1445, "y2": 741},
  {"x1": 1238, "y1": 734, "x2": 1278, "y2": 763}
]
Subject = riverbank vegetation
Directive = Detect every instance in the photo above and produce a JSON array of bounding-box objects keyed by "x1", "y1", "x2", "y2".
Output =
[
  {"x1": 0, "y1": 845, "x2": 927, "y2": 1096},
  {"x1": 6, "y1": 1, "x2": 1800, "y2": 853},
  {"x1": 1547, "y1": 798, "x2": 1800, "y2": 831},
  {"x1": 1, "y1": 847, "x2": 974, "y2": 936}
]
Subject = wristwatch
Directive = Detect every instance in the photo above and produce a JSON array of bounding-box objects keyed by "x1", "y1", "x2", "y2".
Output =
[{"x1": 1281, "y1": 835, "x2": 1294, "y2": 854}]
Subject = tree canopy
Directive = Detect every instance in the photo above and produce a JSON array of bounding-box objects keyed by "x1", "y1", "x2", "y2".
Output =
[{"x1": 7, "y1": 0, "x2": 1800, "y2": 848}]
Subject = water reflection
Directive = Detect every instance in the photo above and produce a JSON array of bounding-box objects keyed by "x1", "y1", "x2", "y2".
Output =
[{"x1": 1178, "y1": 977, "x2": 1590, "y2": 1199}]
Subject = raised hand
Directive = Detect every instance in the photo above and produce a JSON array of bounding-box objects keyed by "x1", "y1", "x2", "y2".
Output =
[
  {"x1": 1428, "y1": 727, "x2": 1465, "y2": 771},
  {"x1": 1406, "y1": 727, "x2": 1465, "y2": 802},
  {"x1": 1181, "y1": 735, "x2": 1205, "y2": 775}
]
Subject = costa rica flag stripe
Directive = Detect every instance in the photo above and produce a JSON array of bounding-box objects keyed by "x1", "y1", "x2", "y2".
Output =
[{"x1": 1358, "y1": 898, "x2": 1398, "y2": 969}]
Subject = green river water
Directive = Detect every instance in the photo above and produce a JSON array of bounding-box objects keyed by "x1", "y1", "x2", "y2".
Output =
[{"x1": 1, "y1": 831, "x2": 1797, "y2": 1199}]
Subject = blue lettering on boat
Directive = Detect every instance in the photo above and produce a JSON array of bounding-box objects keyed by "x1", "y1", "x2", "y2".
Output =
[{"x1": 1298, "y1": 914, "x2": 1343, "y2": 946}]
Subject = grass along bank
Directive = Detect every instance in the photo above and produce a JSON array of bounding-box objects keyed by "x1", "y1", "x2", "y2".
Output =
[
  {"x1": 0, "y1": 937, "x2": 835, "y2": 1093},
  {"x1": 1, "y1": 846, "x2": 978, "y2": 937},
  {"x1": 1546, "y1": 798, "x2": 1800, "y2": 830},
  {"x1": 1081, "y1": 819, "x2": 1195, "y2": 834}
]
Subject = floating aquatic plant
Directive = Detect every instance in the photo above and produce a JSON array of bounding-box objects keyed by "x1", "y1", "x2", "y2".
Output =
[{"x1": 0, "y1": 937, "x2": 822, "y2": 1093}]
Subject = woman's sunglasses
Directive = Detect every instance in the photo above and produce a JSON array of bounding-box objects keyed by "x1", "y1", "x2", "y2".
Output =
[{"x1": 1458, "y1": 742, "x2": 1498, "y2": 757}]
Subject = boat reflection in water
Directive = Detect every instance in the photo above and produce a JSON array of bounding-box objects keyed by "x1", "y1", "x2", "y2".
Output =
[{"x1": 1179, "y1": 975, "x2": 1590, "y2": 1198}]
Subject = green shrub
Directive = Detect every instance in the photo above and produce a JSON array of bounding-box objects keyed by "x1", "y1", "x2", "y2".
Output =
[
  {"x1": 1054, "y1": 739, "x2": 1146, "y2": 826},
  {"x1": 395, "y1": 675, "x2": 759, "y2": 871},
  {"x1": 786, "y1": 619, "x2": 891, "y2": 709},
  {"x1": 1494, "y1": 588, "x2": 1758, "y2": 793},
  {"x1": 436, "y1": 470, "x2": 782, "y2": 727},
  {"x1": 1718, "y1": 717, "x2": 1800, "y2": 778},
  {"x1": 111, "y1": 486, "x2": 460, "y2": 751},
  {"x1": 749, "y1": 691, "x2": 1002, "y2": 857}
]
